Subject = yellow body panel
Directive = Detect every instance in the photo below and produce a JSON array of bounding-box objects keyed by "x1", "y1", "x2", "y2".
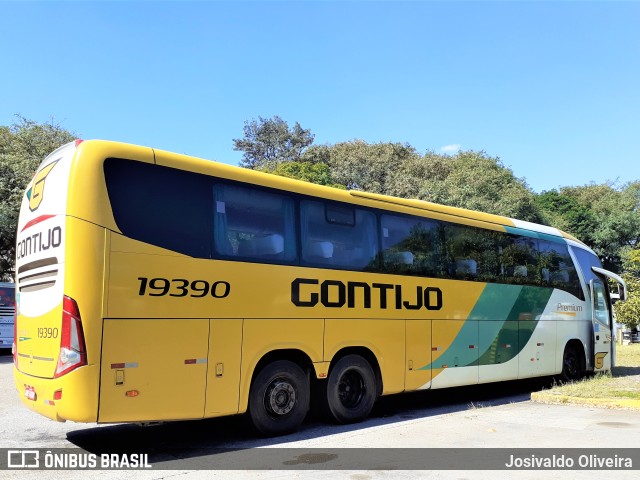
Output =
[
  {"x1": 14, "y1": 365, "x2": 99, "y2": 422},
  {"x1": 99, "y1": 319, "x2": 209, "y2": 422},
  {"x1": 205, "y1": 319, "x2": 243, "y2": 416},
  {"x1": 405, "y1": 320, "x2": 432, "y2": 390},
  {"x1": 15, "y1": 304, "x2": 62, "y2": 378},
  {"x1": 64, "y1": 217, "x2": 108, "y2": 369}
]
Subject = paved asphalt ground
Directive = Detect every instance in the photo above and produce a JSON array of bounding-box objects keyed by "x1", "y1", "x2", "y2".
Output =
[{"x1": 2, "y1": 350, "x2": 640, "y2": 480}]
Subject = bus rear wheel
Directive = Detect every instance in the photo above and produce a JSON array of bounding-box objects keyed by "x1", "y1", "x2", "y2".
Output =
[
  {"x1": 248, "y1": 360, "x2": 309, "y2": 436},
  {"x1": 561, "y1": 344, "x2": 585, "y2": 382},
  {"x1": 324, "y1": 354, "x2": 377, "y2": 424}
]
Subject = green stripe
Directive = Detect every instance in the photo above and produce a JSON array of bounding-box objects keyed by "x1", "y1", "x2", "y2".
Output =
[
  {"x1": 419, "y1": 284, "x2": 554, "y2": 370},
  {"x1": 419, "y1": 284, "x2": 522, "y2": 370}
]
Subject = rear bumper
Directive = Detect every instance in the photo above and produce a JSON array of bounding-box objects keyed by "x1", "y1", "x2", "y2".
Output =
[{"x1": 14, "y1": 365, "x2": 99, "y2": 423}]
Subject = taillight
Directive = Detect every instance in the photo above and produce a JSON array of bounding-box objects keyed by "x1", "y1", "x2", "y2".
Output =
[
  {"x1": 54, "y1": 296, "x2": 87, "y2": 378},
  {"x1": 12, "y1": 311, "x2": 17, "y2": 367}
]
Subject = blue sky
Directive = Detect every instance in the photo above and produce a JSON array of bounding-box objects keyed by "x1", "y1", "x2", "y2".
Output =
[{"x1": 1, "y1": 1, "x2": 639, "y2": 192}]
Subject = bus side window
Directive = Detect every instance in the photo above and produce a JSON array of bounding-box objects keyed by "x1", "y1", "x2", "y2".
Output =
[
  {"x1": 502, "y1": 235, "x2": 537, "y2": 285},
  {"x1": 380, "y1": 214, "x2": 442, "y2": 277},
  {"x1": 213, "y1": 184, "x2": 296, "y2": 262},
  {"x1": 538, "y1": 239, "x2": 583, "y2": 299},
  {"x1": 301, "y1": 200, "x2": 377, "y2": 270},
  {"x1": 443, "y1": 224, "x2": 501, "y2": 282}
]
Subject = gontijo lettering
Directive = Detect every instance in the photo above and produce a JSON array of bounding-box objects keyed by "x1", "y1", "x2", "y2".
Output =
[
  {"x1": 291, "y1": 278, "x2": 443, "y2": 310},
  {"x1": 15, "y1": 226, "x2": 62, "y2": 260}
]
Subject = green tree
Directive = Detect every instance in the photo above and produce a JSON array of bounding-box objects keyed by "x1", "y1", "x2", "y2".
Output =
[
  {"x1": 0, "y1": 116, "x2": 75, "y2": 280},
  {"x1": 540, "y1": 183, "x2": 640, "y2": 272},
  {"x1": 613, "y1": 247, "x2": 640, "y2": 330},
  {"x1": 302, "y1": 140, "x2": 421, "y2": 193},
  {"x1": 260, "y1": 161, "x2": 344, "y2": 189},
  {"x1": 233, "y1": 116, "x2": 314, "y2": 170},
  {"x1": 535, "y1": 189, "x2": 598, "y2": 244},
  {"x1": 414, "y1": 151, "x2": 543, "y2": 223}
]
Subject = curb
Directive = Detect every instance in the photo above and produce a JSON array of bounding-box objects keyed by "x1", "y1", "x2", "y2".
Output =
[{"x1": 531, "y1": 391, "x2": 640, "y2": 410}]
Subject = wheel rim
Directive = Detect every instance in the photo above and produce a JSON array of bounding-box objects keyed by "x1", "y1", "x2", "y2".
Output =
[
  {"x1": 265, "y1": 378, "x2": 296, "y2": 416},
  {"x1": 338, "y1": 369, "x2": 366, "y2": 408}
]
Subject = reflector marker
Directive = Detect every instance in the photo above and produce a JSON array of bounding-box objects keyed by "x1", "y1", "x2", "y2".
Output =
[
  {"x1": 110, "y1": 362, "x2": 139, "y2": 369},
  {"x1": 431, "y1": 347, "x2": 440, "y2": 351},
  {"x1": 184, "y1": 358, "x2": 208, "y2": 365},
  {"x1": 537, "y1": 343, "x2": 544, "y2": 347},
  {"x1": 43, "y1": 400, "x2": 55, "y2": 406},
  {"x1": 502, "y1": 344, "x2": 512, "y2": 348}
]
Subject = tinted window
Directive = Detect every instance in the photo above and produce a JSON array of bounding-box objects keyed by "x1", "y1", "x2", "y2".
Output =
[
  {"x1": 443, "y1": 224, "x2": 503, "y2": 282},
  {"x1": 213, "y1": 184, "x2": 296, "y2": 262},
  {"x1": 502, "y1": 235, "x2": 538, "y2": 285},
  {"x1": 381, "y1": 214, "x2": 443, "y2": 277},
  {"x1": 301, "y1": 199, "x2": 377, "y2": 270},
  {"x1": 104, "y1": 159, "x2": 212, "y2": 258},
  {"x1": 538, "y1": 239, "x2": 582, "y2": 299}
]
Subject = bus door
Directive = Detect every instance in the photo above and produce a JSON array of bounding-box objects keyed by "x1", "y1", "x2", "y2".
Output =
[{"x1": 591, "y1": 279, "x2": 613, "y2": 372}]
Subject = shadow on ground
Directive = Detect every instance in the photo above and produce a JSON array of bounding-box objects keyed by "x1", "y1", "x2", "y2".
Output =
[
  {"x1": 66, "y1": 376, "x2": 553, "y2": 467},
  {"x1": 613, "y1": 365, "x2": 640, "y2": 377}
]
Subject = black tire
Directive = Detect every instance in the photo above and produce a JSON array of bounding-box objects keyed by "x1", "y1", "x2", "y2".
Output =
[
  {"x1": 324, "y1": 354, "x2": 377, "y2": 424},
  {"x1": 248, "y1": 360, "x2": 309, "y2": 436},
  {"x1": 560, "y1": 344, "x2": 585, "y2": 382}
]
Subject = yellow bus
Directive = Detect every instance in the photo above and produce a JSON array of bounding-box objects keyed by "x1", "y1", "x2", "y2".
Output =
[{"x1": 14, "y1": 140, "x2": 626, "y2": 436}]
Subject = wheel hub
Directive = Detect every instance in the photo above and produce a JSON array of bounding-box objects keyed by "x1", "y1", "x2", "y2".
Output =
[{"x1": 266, "y1": 380, "x2": 296, "y2": 415}]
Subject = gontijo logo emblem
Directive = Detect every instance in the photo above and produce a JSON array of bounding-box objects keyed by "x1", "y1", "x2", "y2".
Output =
[
  {"x1": 27, "y1": 160, "x2": 58, "y2": 211},
  {"x1": 594, "y1": 352, "x2": 608, "y2": 369}
]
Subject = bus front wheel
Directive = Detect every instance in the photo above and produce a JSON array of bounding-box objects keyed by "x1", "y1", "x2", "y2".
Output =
[
  {"x1": 324, "y1": 354, "x2": 377, "y2": 424},
  {"x1": 248, "y1": 360, "x2": 310, "y2": 436},
  {"x1": 561, "y1": 344, "x2": 585, "y2": 382}
]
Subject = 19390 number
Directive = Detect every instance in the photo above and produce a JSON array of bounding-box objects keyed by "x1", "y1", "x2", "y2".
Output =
[
  {"x1": 38, "y1": 327, "x2": 58, "y2": 339},
  {"x1": 137, "y1": 277, "x2": 231, "y2": 298}
]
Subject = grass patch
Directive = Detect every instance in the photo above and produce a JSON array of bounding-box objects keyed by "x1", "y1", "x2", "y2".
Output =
[{"x1": 532, "y1": 344, "x2": 640, "y2": 409}]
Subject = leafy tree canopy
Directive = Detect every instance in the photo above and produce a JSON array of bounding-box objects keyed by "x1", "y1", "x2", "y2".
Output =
[
  {"x1": 233, "y1": 116, "x2": 314, "y2": 170},
  {"x1": 0, "y1": 116, "x2": 75, "y2": 280},
  {"x1": 613, "y1": 274, "x2": 640, "y2": 330},
  {"x1": 303, "y1": 140, "x2": 420, "y2": 194},
  {"x1": 538, "y1": 183, "x2": 640, "y2": 272},
  {"x1": 535, "y1": 189, "x2": 598, "y2": 245},
  {"x1": 414, "y1": 151, "x2": 543, "y2": 223},
  {"x1": 259, "y1": 161, "x2": 344, "y2": 189}
]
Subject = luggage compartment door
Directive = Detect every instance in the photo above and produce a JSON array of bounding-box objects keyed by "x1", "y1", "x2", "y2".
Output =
[{"x1": 99, "y1": 319, "x2": 209, "y2": 422}]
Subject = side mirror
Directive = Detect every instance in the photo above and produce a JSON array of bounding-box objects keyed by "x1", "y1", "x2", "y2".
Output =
[
  {"x1": 592, "y1": 267, "x2": 627, "y2": 302},
  {"x1": 610, "y1": 292, "x2": 621, "y2": 304}
]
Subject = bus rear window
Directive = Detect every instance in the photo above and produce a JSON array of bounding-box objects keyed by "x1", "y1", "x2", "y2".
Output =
[{"x1": 104, "y1": 159, "x2": 212, "y2": 258}]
